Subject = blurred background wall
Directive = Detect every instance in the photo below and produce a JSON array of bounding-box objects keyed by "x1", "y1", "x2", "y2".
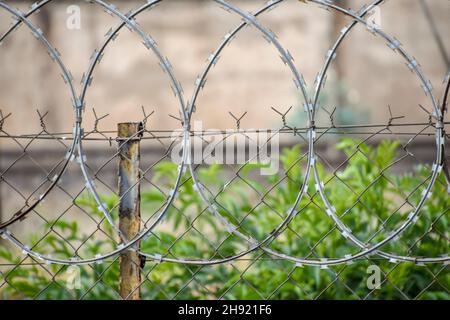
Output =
[
  {"x1": 0, "y1": 0, "x2": 448, "y2": 134},
  {"x1": 0, "y1": 0, "x2": 449, "y2": 223}
]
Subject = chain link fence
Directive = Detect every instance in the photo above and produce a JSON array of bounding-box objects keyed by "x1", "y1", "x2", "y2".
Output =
[{"x1": 0, "y1": 0, "x2": 449, "y2": 300}]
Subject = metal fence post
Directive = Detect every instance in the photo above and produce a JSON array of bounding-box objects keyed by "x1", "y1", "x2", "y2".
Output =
[{"x1": 118, "y1": 122, "x2": 143, "y2": 300}]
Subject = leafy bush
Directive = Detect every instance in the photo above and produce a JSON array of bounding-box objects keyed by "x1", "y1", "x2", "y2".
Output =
[{"x1": 0, "y1": 139, "x2": 448, "y2": 300}]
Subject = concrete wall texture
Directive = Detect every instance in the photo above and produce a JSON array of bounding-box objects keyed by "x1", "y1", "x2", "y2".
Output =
[{"x1": 0, "y1": 0, "x2": 448, "y2": 137}]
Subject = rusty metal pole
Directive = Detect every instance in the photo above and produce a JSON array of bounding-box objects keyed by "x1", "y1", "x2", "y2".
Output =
[{"x1": 118, "y1": 122, "x2": 143, "y2": 300}]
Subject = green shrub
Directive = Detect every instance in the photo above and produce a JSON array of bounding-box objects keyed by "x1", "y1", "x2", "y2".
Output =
[{"x1": 0, "y1": 139, "x2": 448, "y2": 300}]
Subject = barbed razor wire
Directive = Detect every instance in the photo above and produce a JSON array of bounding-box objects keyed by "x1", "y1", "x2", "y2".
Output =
[{"x1": 0, "y1": 0, "x2": 449, "y2": 300}]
